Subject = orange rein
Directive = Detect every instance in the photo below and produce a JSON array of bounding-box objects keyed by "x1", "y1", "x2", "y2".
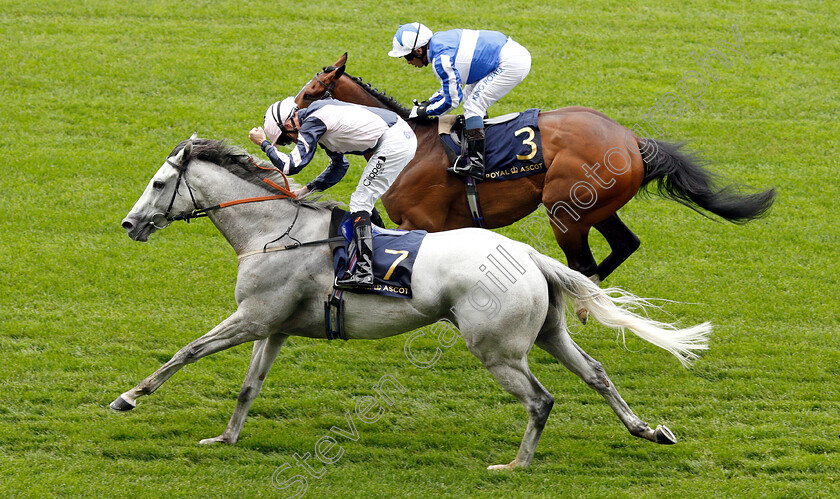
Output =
[
  {"x1": 216, "y1": 156, "x2": 298, "y2": 207},
  {"x1": 177, "y1": 157, "x2": 297, "y2": 222}
]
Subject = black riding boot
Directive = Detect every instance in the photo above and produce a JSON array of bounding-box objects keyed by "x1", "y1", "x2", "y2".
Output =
[
  {"x1": 447, "y1": 127, "x2": 486, "y2": 181},
  {"x1": 464, "y1": 127, "x2": 486, "y2": 180},
  {"x1": 335, "y1": 211, "x2": 374, "y2": 289}
]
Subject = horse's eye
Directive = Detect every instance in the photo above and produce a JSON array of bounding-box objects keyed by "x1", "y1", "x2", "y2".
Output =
[{"x1": 153, "y1": 180, "x2": 166, "y2": 190}]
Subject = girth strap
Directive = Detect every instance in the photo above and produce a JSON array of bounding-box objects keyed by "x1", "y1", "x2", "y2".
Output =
[
  {"x1": 465, "y1": 177, "x2": 486, "y2": 228},
  {"x1": 324, "y1": 288, "x2": 347, "y2": 340}
]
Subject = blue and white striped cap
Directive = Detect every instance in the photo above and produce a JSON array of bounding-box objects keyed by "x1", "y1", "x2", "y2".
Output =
[{"x1": 388, "y1": 22, "x2": 433, "y2": 57}]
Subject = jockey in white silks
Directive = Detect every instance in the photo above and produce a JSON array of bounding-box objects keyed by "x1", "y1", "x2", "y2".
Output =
[
  {"x1": 388, "y1": 22, "x2": 531, "y2": 181},
  {"x1": 249, "y1": 97, "x2": 417, "y2": 289}
]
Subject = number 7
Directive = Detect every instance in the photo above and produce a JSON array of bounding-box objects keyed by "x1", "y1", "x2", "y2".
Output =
[{"x1": 383, "y1": 249, "x2": 409, "y2": 280}]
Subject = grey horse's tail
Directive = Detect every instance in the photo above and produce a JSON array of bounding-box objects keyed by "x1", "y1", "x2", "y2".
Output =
[{"x1": 529, "y1": 251, "x2": 710, "y2": 366}]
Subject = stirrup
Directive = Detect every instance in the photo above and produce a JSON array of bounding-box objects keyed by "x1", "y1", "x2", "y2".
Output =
[
  {"x1": 334, "y1": 275, "x2": 374, "y2": 290},
  {"x1": 446, "y1": 156, "x2": 470, "y2": 176}
]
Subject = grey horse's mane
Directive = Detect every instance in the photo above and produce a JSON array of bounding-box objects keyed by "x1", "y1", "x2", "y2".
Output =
[{"x1": 170, "y1": 138, "x2": 342, "y2": 211}]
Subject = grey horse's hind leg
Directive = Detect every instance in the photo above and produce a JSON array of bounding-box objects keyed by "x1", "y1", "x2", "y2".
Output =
[
  {"x1": 535, "y1": 325, "x2": 676, "y2": 445},
  {"x1": 110, "y1": 311, "x2": 268, "y2": 411},
  {"x1": 200, "y1": 333, "x2": 288, "y2": 445},
  {"x1": 480, "y1": 358, "x2": 555, "y2": 470}
]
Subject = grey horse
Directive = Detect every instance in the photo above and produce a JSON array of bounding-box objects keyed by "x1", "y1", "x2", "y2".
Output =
[{"x1": 113, "y1": 137, "x2": 710, "y2": 469}]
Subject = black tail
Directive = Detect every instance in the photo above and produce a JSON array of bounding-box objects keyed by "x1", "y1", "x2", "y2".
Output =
[{"x1": 639, "y1": 139, "x2": 775, "y2": 224}]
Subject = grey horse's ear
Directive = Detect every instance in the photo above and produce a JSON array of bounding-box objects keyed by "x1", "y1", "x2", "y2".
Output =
[
  {"x1": 189, "y1": 132, "x2": 198, "y2": 141},
  {"x1": 170, "y1": 139, "x2": 192, "y2": 166},
  {"x1": 182, "y1": 140, "x2": 193, "y2": 161}
]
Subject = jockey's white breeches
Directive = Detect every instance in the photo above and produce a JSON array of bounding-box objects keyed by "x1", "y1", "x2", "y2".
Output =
[{"x1": 349, "y1": 119, "x2": 417, "y2": 213}]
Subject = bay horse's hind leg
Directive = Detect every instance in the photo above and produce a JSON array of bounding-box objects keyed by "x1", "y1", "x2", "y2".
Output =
[
  {"x1": 546, "y1": 221, "x2": 598, "y2": 324},
  {"x1": 200, "y1": 333, "x2": 288, "y2": 445},
  {"x1": 592, "y1": 213, "x2": 641, "y2": 283},
  {"x1": 535, "y1": 325, "x2": 676, "y2": 445}
]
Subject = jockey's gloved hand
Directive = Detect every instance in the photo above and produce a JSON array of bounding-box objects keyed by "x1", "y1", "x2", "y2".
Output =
[{"x1": 409, "y1": 104, "x2": 428, "y2": 120}]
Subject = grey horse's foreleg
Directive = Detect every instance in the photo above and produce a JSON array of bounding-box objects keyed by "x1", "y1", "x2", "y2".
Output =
[
  {"x1": 200, "y1": 333, "x2": 288, "y2": 445},
  {"x1": 535, "y1": 327, "x2": 676, "y2": 444},
  {"x1": 482, "y1": 359, "x2": 555, "y2": 470},
  {"x1": 110, "y1": 312, "x2": 268, "y2": 411}
]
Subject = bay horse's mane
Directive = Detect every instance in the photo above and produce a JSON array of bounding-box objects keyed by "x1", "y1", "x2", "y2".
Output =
[
  {"x1": 344, "y1": 72, "x2": 412, "y2": 120},
  {"x1": 168, "y1": 138, "x2": 340, "y2": 210}
]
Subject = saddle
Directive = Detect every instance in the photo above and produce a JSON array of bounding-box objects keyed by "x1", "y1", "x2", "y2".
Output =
[
  {"x1": 438, "y1": 113, "x2": 522, "y2": 164},
  {"x1": 324, "y1": 208, "x2": 427, "y2": 340},
  {"x1": 327, "y1": 209, "x2": 426, "y2": 299},
  {"x1": 436, "y1": 109, "x2": 545, "y2": 181}
]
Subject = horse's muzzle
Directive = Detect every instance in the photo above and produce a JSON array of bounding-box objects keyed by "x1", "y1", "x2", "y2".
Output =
[{"x1": 121, "y1": 216, "x2": 153, "y2": 242}]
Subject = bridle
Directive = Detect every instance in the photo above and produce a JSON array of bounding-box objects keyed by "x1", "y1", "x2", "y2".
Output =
[
  {"x1": 153, "y1": 154, "x2": 296, "y2": 229},
  {"x1": 300, "y1": 67, "x2": 339, "y2": 103},
  {"x1": 151, "y1": 150, "x2": 343, "y2": 257}
]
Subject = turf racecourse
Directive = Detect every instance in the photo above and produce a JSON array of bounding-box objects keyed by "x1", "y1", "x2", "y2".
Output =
[{"x1": 2, "y1": 0, "x2": 838, "y2": 497}]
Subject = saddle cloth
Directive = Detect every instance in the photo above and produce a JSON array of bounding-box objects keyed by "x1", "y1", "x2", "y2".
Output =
[
  {"x1": 330, "y1": 209, "x2": 426, "y2": 299},
  {"x1": 439, "y1": 108, "x2": 546, "y2": 181}
]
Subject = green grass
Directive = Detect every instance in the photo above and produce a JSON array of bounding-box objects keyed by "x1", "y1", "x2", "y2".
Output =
[{"x1": 2, "y1": 0, "x2": 839, "y2": 497}]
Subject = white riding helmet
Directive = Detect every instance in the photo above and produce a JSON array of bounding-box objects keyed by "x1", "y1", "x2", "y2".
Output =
[
  {"x1": 388, "y1": 22, "x2": 433, "y2": 57},
  {"x1": 263, "y1": 97, "x2": 298, "y2": 146}
]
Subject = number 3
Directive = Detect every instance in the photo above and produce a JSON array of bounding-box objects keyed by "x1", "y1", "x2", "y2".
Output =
[{"x1": 515, "y1": 127, "x2": 537, "y2": 160}]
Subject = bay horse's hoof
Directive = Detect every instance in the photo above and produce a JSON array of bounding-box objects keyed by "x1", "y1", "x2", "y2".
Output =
[
  {"x1": 109, "y1": 396, "x2": 135, "y2": 412},
  {"x1": 654, "y1": 425, "x2": 677, "y2": 445},
  {"x1": 575, "y1": 304, "x2": 589, "y2": 324}
]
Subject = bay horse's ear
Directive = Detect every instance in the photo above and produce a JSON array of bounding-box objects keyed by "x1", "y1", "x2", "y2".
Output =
[{"x1": 334, "y1": 52, "x2": 347, "y2": 69}]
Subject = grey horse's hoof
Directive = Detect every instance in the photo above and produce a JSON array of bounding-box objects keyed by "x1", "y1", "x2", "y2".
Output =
[
  {"x1": 110, "y1": 396, "x2": 135, "y2": 412},
  {"x1": 654, "y1": 425, "x2": 677, "y2": 444}
]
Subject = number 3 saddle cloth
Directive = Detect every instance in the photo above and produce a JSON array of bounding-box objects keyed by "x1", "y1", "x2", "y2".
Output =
[{"x1": 439, "y1": 108, "x2": 545, "y2": 181}]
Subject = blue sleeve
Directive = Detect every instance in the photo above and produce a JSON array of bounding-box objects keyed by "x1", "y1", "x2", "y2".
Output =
[
  {"x1": 425, "y1": 54, "x2": 462, "y2": 116},
  {"x1": 261, "y1": 140, "x2": 289, "y2": 170},
  {"x1": 309, "y1": 148, "x2": 350, "y2": 191}
]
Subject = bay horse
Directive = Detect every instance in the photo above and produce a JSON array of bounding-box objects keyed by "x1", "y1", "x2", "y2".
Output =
[
  {"x1": 112, "y1": 136, "x2": 710, "y2": 469},
  {"x1": 295, "y1": 53, "x2": 775, "y2": 285}
]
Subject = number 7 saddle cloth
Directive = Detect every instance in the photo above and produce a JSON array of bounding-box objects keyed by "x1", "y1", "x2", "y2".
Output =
[
  {"x1": 439, "y1": 108, "x2": 545, "y2": 181},
  {"x1": 329, "y1": 209, "x2": 427, "y2": 298}
]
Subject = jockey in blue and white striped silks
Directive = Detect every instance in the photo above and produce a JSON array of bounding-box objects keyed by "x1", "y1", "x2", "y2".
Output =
[{"x1": 389, "y1": 23, "x2": 531, "y2": 180}]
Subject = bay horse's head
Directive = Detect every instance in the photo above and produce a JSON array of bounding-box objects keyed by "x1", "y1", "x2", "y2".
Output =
[
  {"x1": 293, "y1": 53, "x2": 412, "y2": 119},
  {"x1": 295, "y1": 53, "x2": 347, "y2": 108}
]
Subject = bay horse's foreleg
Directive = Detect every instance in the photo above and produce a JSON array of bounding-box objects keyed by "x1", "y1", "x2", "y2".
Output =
[
  {"x1": 592, "y1": 214, "x2": 641, "y2": 282},
  {"x1": 110, "y1": 312, "x2": 269, "y2": 411},
  {"x1": 535, "y1": 328, "x2": 676, "y2": 445},
  {"x1": 481, "y1": 359, "x2": 555, "y2": 470},
  {"x1": 200, "y1": 333, "x2": 288, "y2": 445}
]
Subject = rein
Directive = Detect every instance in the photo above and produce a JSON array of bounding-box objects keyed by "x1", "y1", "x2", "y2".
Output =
[
  {"x1": 158, "y1": 153, "x2": 343, "y2": 259},
  {"x1": 159, "y1": 156, "x2": 297, "y2": 225}
]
